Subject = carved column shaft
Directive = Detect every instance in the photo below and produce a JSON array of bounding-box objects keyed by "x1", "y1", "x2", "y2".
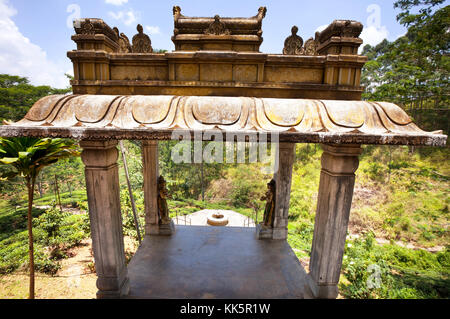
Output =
[
  {"x1": 257, "y1": 143, "x2": 295, "y2": 240},
  {"x1": 308, "y1": 144, "x2": 362, "y2": 299},
  {"x1": 273, "y1": 143, "x2": 296, "y2": 240},
  {"x1": 80, "y1": 140, "x2": 129, "y2": 299},
  {"x1": 142, "y1": 140, "x2": 159, "y2": 235}
]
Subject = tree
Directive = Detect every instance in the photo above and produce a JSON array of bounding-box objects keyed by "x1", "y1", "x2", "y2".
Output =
[
  {"x1": 361, "y1": 1, "x2": 449, "y2": 108},
  {"x1": 0, "y1": 74, "x2": 71, "y2": 122},
  {"x1": 0, "y1": 137, "x2": 79, "y2": 298}
]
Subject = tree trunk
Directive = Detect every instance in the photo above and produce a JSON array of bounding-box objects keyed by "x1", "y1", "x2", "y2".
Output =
[
  {"x1": 200, "y1": 161, "x2": 205, "y2": 202},
  {"x1": 37, "y1": 178, "x2": 43, "y2": 198},
  {"x1": 26, "y1": 178, "x2": 35, "y2": 299},
  {"x1": 54, "y1": 175, "x2": 62, "y2": 211},
  {"x1": 119, "y1": 140, "x2": 142, "y2": 243}
]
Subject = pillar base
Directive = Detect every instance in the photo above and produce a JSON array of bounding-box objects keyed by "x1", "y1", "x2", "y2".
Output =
[
  {"x1": 256, "y1": 223, "x2": 273, "y2": 239},
  {"x1": 96, "y1": 277, "x2": 130, "y2": 299},
  {"x1": 306, "y1": 274, "x2": 339, "y2": 299},
  {"x1": 147, "y1": 220, "x2": 176, "y2": 236}
]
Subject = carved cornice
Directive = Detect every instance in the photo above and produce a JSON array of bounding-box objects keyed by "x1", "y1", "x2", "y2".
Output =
[
  {"x1": 2, "y1": 95, "x2": 445, "y2": 146},
  {"x1": 74, "y1": 18, "x2": 119, "y2": 43}
]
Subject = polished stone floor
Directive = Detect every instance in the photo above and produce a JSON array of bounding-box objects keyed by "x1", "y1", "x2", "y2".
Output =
[{"x1": 126, "y1": 225, "x2": 308, "y2": 299}]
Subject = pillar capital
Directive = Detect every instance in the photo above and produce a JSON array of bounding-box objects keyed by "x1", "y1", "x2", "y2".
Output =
[
  {"x1": 80, "y1": 140, "x2": 119, "y2": 168},
  {"x1": 320, "y1": 144, "x2": 362, "y2": 176}
]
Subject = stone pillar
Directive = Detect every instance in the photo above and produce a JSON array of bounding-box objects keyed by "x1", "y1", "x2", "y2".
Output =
[
  {"x1": 257, "y1": 143, "x2": 295, "y2": 240},
  {"x1": 142, "y1": 141, "x2": 175, "y2": 235},
  {"x1": 80, "y1": 140, "x2": 129, "y2": 299},
  {"x1": 307, "y1": 144, "x2": 362, "y2": 299},
  {"x1": 142, "y1": 140, "x2": 160, "y2": 235}
]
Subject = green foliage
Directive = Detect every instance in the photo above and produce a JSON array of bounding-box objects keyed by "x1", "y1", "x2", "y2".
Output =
[
  {"x1": 340, "y1": 232, "x2": 450, "y2": 299},
  {"x1": 361, "y1": 1, "x2": 449, "y2": 134},
  {"x1": 0, "y1": 137, "x2": 80, "y2": 183},
  {"x1": 0, "y1": 74, "x2": 71, "y2": 123},
  {"x1": 0, "y1": 204, "x2": 89, "y2": 275}
]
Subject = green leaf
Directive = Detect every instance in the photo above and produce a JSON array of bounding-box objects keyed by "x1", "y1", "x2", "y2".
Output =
[{"x1": 0, "y1": 157, "x2": 19, "y2": 164}]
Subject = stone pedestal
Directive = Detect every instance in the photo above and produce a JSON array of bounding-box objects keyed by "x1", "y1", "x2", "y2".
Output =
[
  {"x1": 80, "y1": 140, "x2": 129, "y2": 299},
  {"x1": 159, "y1": 220, "x2": 176, "y2": 236},
  {"x1": 307, "y1": 144, "x2": 362, "y2": 299},
  {"x1": 255, "y1": 223, "x2": 273, "y2": 239},
  {"x1": 142, "y1": 140, "x2": 175, "y2": 236},
  {"x1": 257, "y1": 143, "x2": 295, "y2": 240}
]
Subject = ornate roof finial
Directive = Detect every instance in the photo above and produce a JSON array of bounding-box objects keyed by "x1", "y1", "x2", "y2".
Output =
[
  {"x1": 115, "y1": 27, "x2": 132, "y2": 53},
  {"x1": 257, "y1": 6, "x2": 267, "y2": 20},
  {"x1": 283, "y1": 25, "x2": 304, "y2": 55},
  {"x1": 204, "y1": 15, "x2": 231, "y2": 35},
  {"x1": 132, "y1": 24, "x2": 153, "y2": 53},
  {"x1": 304, "y1": 37, "x2": 318, "y2": 56},
  {"x1": 173, "y1": 5, "x2": 181, "y2": 17}
]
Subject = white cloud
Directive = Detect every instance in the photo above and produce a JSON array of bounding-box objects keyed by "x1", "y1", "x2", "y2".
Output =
[
  {"x1": 0, "y1": 0, "x2": 69, "y2": 88},
  {"x1": 145, "y1": 26, "x2": 161, "y2": 35},
  {"x1": 315, "y1": 25, "x2": 328, "y2": 33},
  {"x1": 360, "y1": 25, "x2": 389, "y2": 48},
  {"x1": 105, "y1": 0, "x2": 128, "y2": 5},
  {"x1": 108, "y1": 9, "x2": 138, "y2": 26}
]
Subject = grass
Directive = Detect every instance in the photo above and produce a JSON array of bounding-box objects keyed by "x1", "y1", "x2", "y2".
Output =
[
  {"x1": 0, "y1": 272, "x2": 97, "y2": 299},
  {"x1": 339, "y1": 232, "x2": 450, "y2": 299}
]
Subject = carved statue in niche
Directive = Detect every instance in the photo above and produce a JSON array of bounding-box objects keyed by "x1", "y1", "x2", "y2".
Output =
[
  {"x1": 205, "y1": 15, "x2": 231, "y2": 35},
  {"x1": 260, "y1": 179, "x2": 276, "y2": 229},
  {"x1": 157, "y1": 176, "x2": 172, "y2": 225},
  {"x1": 113, "y1": 27, "x2": 132, "y2": 53},
  {"x1": 132, "y1": 24, "x2": 153, "y2": 53},
  {"x1": 283, "y1": 26, "x2": 304, "y2": 55}
]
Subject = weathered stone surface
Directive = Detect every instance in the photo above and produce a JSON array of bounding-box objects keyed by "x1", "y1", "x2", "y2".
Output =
[
  {"x1": 172, "y1": 6, "x2": 266, "y2": 52},
  {"x1": 142, "y1": 141, "x2": 160, "y2": 235},
  {"x1": 272, "y1": 143, "x2": 295, "y2": 240},
  {"x1": 127, "y1": 226, "x2": 308, "y2": 298},
  {"x1": 2, "y1": 95, "x2": 446, "y2": 146},
  {"x1": 307, "y1": 144, "x2": 362, "y2": 299},
  {"x1": 80, "y1": 140, "x2": 129, "y2": 298}
]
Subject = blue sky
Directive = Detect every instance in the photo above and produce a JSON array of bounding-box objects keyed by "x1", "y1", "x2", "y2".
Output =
[{"x1": 0, "y1": 0, "x2": 423, "y2": 88}]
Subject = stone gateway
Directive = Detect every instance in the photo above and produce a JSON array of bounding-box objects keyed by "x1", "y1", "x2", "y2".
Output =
[{"x1": 0, "y1": 6, "x2": 446, "y2": 299}]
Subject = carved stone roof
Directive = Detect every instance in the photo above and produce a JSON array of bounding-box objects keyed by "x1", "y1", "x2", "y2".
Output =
[
  {"x1": 0, "y1": 95, "x2": 446, "y2": 146},
  {"x1": 171, "y1": 6, "x2": 267, "y2": 52},
  {"x1": 316, "y1": 20, "x2": 363, "y2": 43},
  {"x1": 173, "y1": 6, "x2": 266, "y2": 36}
]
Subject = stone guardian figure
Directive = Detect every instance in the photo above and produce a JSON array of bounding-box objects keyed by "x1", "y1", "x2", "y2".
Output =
[
  {"x1": 260, "y1": 179, "x2": 276, "y2": 228},
  {"x1": 157, "y1": 176, "x2": 172, "y2": 225}
]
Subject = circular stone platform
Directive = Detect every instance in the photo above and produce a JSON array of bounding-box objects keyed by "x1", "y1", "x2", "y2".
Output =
[
  {"x1": 207, "y1": 211, "x2": 229, "y2": 226},
  {"x1": 173, "y1": 209, "x2": 255, "y2": 227}
]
